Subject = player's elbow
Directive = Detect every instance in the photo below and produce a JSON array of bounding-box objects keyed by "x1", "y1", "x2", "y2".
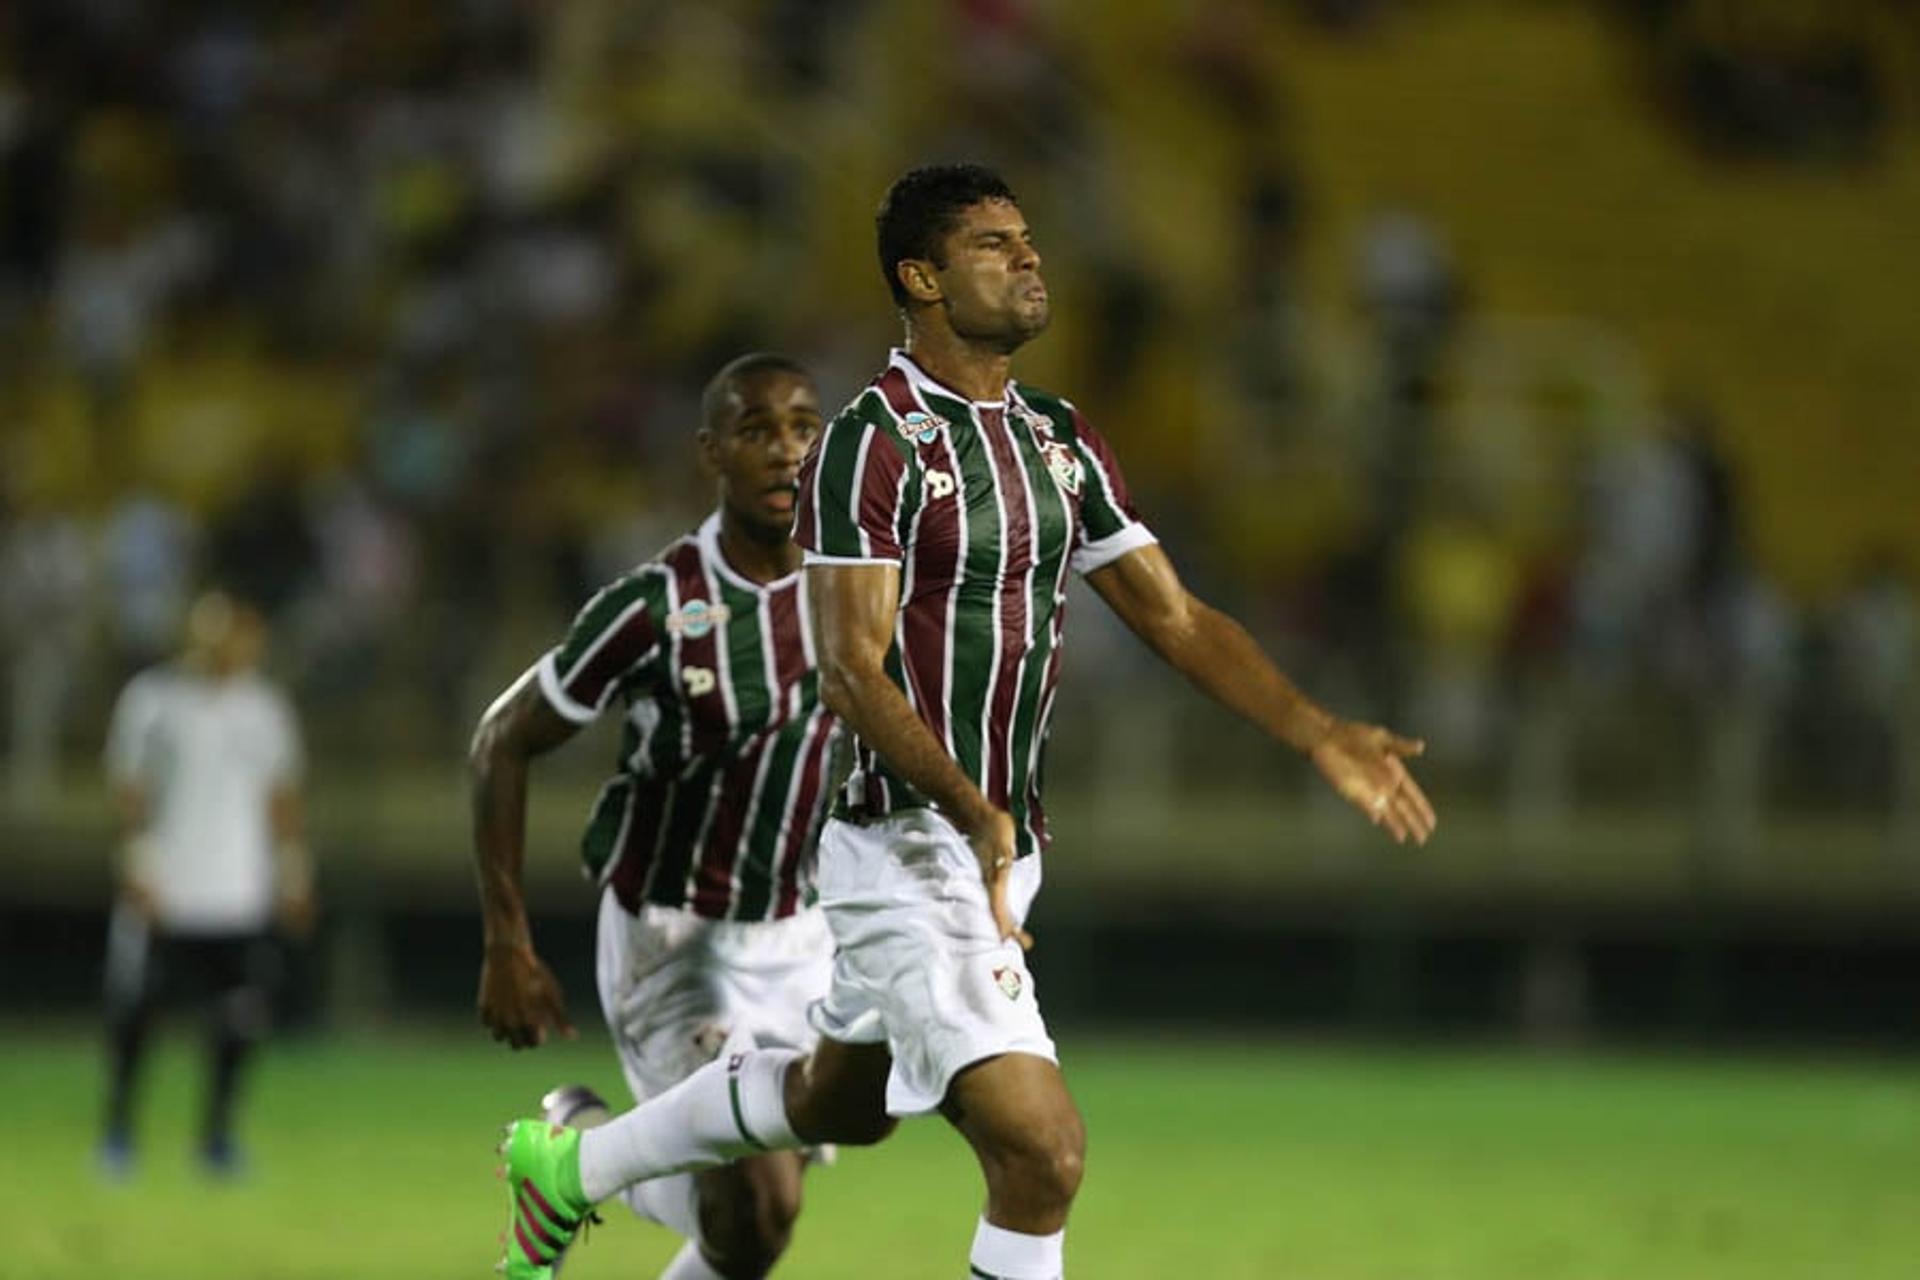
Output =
[
  {"x1": 466, "y1": 708, "x2": 517, "y2": 780},
  {"x1": 816, "y1": 651, "x2": 882, "y2": 721}
]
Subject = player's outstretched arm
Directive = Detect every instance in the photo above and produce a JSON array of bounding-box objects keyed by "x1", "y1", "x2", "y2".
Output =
[
  {"x1": 808, "y1": 562, "x2": 1031, "y2": 948},
  {"x1": 1085, "y1": 543, "x2": 1437, "y2": 846},
  {"x1": 468, "y1": 667, "x2": 584, "y2": 1047}
]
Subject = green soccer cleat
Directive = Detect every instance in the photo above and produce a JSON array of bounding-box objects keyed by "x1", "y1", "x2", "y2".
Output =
[{"x1": 494, "y1": 1118, "x2": 594, "y2": 1278}]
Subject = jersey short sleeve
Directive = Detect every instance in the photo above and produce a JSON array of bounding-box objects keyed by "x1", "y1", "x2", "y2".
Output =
[
  {"x1": 536, "y1": 573, "x2": 663, "y2": 724},
  {"x1": 1068, "y1": 409, "x2": 1157, "y2": 575},
  {"x1": 795, "y1": 400, "x2": 911, "y2": 566}
]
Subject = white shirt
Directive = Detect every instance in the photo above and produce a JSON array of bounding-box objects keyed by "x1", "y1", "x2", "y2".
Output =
[{"x1": 104, "y1": 665, "x2": 303, "y2": 932}]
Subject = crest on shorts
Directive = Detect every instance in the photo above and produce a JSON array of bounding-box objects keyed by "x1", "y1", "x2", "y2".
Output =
[
  {"x1": 992, "y1": 965, "x2": 1023, "y2": 1002},
  {"x1": 897, "y1": 411, "x2": 948, "y2": 447},
  {"x1": 1040, "y1": 440, "x2": 1083, "y2": 497},
  {"x1": 667, "y1": 598, "x2": 729, "y2": 640}
]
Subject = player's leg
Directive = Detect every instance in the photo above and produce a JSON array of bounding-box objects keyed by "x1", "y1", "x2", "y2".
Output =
[
  {"x1": 499, "y1": 1036, "x2": 891, "y2": 1277},
  {"x1": 812, "y1": 810, "x2": 1063, "y2": 1276},
  {"x1": 540, "y1": 1086, "x2": 786, "y2": 1280},
  {"x1": 100, "y1": 903, "x2": 158, "y2": 1175},
  {"x1": 197, "y1": 933, "x2": 273, "y2": 1173},
  {"x1": 684, "y1": 1152, "x2": 805, "y2": 1279},
  {"x1": 502, "y1": 894, "x2": 890, "y2": 1277},
  {"x1": 565, "y1": 1032, "x2": 895, "y2": 1202},
  {"x1": 943, "y1": 1053, "x2": 1084, "y2": 1278}
]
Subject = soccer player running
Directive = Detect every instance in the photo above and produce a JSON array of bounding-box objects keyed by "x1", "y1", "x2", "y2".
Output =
[
  {"x1": 493, "y1": 166, "x2": 1437, "y2": 1280},
  {"x1": 472, "y1": 355, "x2": 841, "y2": 1280},
  {"x1": 100, "y1": 589, "x2": 311, "y2": 1178}
]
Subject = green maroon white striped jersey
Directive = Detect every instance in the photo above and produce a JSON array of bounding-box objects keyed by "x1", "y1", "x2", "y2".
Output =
[
  {"x1": 534, "y1": 513, "x2": 839, "y2": 921},
  {"x1": 793, "y1": 348, "x2": 1155, "y2": 858}
]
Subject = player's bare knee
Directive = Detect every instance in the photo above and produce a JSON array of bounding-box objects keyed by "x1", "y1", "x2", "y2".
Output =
[{"x1": 989, "y1": 1118, "x2": 1085, "y2": 1211}]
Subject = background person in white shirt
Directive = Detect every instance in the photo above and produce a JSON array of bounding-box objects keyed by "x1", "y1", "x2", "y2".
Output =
[{"x1": 99, "y1": 589, "x2": 312, "y2": 1177}]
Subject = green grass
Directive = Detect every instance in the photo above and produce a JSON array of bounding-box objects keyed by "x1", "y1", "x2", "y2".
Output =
[{"x1": 4, "y1": 1028, "x2": 1917, "y2": 1279}]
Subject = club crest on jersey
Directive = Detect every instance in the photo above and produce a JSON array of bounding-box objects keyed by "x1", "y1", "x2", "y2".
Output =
[
  {"x1": 666, "y1": 599, "x2": 730, "y2": 640},
  {"x1": 897, "y1": 411, "x2": 948, "y2": 446},
  {"x1": 992, "y1": 965, "x2": 1023, "y2": 1002},
  {"x1": 1014, "y1": 403, "x2": 1055, "y2": 439},
  {"x1": 1041, "y1": 440, "x2": 1083, "y2": 496},
  {"x1": 682, "y1": 665, "x2": 717, "y2": 696}
]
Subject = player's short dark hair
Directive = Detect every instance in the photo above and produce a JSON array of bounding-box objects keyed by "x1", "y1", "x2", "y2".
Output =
[
  {"x1": 700, "y1": 352, "x2": 812, "y2": 435},
  {"x1": 876, "y1": 164, "x2": 1019, "y2": 308}
]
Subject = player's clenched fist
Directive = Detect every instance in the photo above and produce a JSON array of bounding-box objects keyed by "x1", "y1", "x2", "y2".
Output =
[{"x1": 478, "y1": 939, "x2": 576, "y2": 1049}]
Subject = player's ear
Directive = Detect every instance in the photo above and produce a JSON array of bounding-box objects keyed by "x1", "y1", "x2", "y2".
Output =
[
  {"x1": 696, "y1": 426, "x2": 721, "y2": 472},
  {"x1": 899, "y1": 258, "x2": 941, "y2": 305}
]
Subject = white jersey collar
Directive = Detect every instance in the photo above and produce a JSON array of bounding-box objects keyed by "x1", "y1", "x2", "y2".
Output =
[
  {"x1": 888, "y1": 347, "x2": 1007, "y2": 411},
  {"x1": 698, "y1": 512, "x2": 799, "y2": 595}
]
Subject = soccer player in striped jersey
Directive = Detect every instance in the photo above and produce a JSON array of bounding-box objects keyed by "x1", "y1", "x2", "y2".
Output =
[
  {"x1": 496, "y1": 167, "x2": 1437, "y2": 1280},
  {"x1": 471, "y1": 354, "x2": 842, "y2": 1280}
]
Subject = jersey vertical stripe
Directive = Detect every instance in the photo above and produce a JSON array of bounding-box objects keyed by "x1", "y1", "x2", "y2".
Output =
[
  {"x1": 552, "y1": 515, "x2": 838, "y2": 921},
  {"x1": 792, "y1": 350, "x2": 1154, "y2": 858}
]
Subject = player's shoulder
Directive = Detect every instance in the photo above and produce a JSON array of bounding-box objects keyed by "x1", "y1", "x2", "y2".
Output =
[
  {"x1": 572, "y1": 545, "x2": 687, "y2": 627},
  {"x1": 821, "y1": 381, "x2": 911, "y2": 448},
  {"x1": 120, "y1": 661, "x2": 190, "y2": 704},
  {"x1": 633, "y1": 527, "x2": 705, "y2": 577},
  {"x1": 1011, "y1": 382, "x2": 1082, "y2": 435}
]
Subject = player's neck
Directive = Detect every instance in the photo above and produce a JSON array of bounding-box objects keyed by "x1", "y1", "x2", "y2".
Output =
[
  {"x1": 904, "y1": 326, "x2": 1012, "y2": 405},
  {"x1": 717, "y1": 512, "x2": 802, "y2": 585}
]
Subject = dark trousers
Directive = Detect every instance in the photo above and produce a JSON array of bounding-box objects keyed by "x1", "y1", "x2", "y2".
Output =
[{"x1": 102, "y1": 905, "x2": 278, "y2": 1153}]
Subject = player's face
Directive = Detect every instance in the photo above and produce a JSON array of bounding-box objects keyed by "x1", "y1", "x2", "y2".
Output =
[
  {"x1": 707, "y1": 370, "x2": 823, "y2": 542},
  {"x1": 929, "y1": 199, "x2": 1050, "y2": 351}
]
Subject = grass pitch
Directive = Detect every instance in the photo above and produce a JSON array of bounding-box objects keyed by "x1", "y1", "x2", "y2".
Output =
[{"x1": 3, "y1": 1027, "x2": 1916, "y2": 1279}]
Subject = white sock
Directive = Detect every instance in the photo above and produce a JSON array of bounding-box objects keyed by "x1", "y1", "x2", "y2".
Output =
[
  {"x1": 969, "y1": 1218, "x2": 1065, "y2": 1279},
  {"x1": 576, "y1": 1048, "x2": 801, "y2": 1204},
  {"x1": 658, "y1": 1239, "x2": 727, "y2": 1280}
]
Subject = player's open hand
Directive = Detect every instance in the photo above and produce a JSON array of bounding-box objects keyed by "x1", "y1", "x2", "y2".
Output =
[
  {"x1": 479, "y1": 939, "x2": 576, "y2": 1049},
  {"x1": 966, "y1": 809, "x2": 1033, "y2": 951},
  {"x1": 1310, "y1": 721, "x2": 1437, "y2": 846}
]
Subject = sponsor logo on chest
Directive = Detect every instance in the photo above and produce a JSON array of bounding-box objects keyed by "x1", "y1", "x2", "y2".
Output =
[
  {"x1": 666, "y1": 598, "x2": 730, "y2": 640},
  {"x1": 897, "y1": 410, "x2": 949, "y2": 447}
]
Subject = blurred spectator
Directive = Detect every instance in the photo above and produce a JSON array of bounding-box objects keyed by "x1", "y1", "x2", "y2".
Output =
[
  {"x1": 1, "y1": 494, "x2": 94, "y2": 802},
  {"x1": 99, "y1": 488, "x2": 198, "y2": 675},
  {"x1": 1633, "y1": 0, "x2": 1890, "y2": 162},
  {"x1": 1790, "y1": 556, "x2": 1917, "y2": 807}
]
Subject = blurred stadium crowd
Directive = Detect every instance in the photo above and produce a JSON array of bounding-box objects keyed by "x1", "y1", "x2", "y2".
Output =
[{"x1": 1, "y1": 0, "x2": 1916, "y2": 834}]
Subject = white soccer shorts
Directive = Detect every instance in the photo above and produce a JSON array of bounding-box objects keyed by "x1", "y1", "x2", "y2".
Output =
[
  {"x1": 806, "y1": 809, "x2": 1056, "y2": 1116},
  {"x1": 594, "y1": 890, "x2": 833, "y2": 1105}
]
